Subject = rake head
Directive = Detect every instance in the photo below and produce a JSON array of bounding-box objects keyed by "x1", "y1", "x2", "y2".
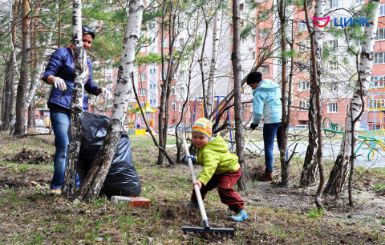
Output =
[{"x1": 181, "y1": 225, "x2": 235, "y2": 236}]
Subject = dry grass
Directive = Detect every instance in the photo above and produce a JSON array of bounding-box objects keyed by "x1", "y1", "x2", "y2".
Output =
[{"x1": 0, "y1": 133, "x2": 384, "y2": 244}]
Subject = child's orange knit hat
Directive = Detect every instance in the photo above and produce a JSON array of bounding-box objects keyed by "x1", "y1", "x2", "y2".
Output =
[{"x1": 192, "y1": 118, "x2": 213, "y2": 138}]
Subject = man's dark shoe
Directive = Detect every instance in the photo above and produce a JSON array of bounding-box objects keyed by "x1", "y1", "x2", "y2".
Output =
[{"x1": 257, "y1": 172, "x2": 272, "y2": 182}]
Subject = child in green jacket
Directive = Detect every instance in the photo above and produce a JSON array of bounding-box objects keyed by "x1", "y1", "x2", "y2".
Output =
[{"x1": 187, "y1": 118, "x2": 248, "y2": 222}]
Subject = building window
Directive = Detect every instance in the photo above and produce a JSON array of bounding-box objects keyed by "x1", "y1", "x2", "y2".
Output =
[
  {"x1": 327, "y1": 102, "x2": 338, "y2": 113},
  {"x1": 140, "y1": 89, "x2": 146, "y2": 96},
  {"x1": 172, "y1": 102, "x2": 176, "y2": 111},
  {"x1": 259, "y1": 28, "x2": 269, "y2": 39},
  {"x1": 298, "y1": 40, "x2": 310, "y2": 52},
  {"x1": 141, "y1": 73, "x2": 146, "y2": 81},
  {"x1": 327, "y1": 40, "x2": 338, "y2": 50},
  {"x1": 298, "y1": 21, "x2": 307, "y2": 32},
  {"x1": 171, "y1": 86, "x2": 176, "y2": 95},
  {"x1": 330, "y1": 0, "x2": 339, "y2": 8},
  {"x1": 299, "y1": 100, "x2": 310, "y2": 111},
  {"x1": 149, "y1": 21, "x2": 156, "y2": 30},
  {"x1": 329, "y1": 60, "x2": 338, "y2": 71},
  {"x1": 368, "y1": 99, "x2": 385, "y2": 109},
  {"x1": 371, "y1": 76, "x2": 385, "y2": 88},
  {"x1": 259, "y1": 65, "x2": 269, "y2": 75},
  {"x1": 380, "y1": 4, "x2": 385, "y2": 17},
  {"x1": 298, "y1": 81, "x2": 310, "y2": 91},
  {"x1": 377, "y1": 28, "x2": 385, "y2": 40},
  {"x1": 374, "y1": 53, "x2": 385, "y2": 64}
]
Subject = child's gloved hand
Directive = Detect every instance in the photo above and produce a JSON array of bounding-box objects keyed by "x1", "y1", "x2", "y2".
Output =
[{"x1": 184, "y1": 155, "x2": 196, "y2": 164}]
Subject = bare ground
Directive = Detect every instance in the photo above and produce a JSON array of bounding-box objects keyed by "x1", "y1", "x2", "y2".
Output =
[{"x1": 0, "y1": 133, "x2": 385, "y2": 244}]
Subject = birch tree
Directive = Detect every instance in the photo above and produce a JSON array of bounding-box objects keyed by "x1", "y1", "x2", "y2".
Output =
[
  {"x1": 14, "y1": 0, "x2": 31, "y2": 135},
  {"x1": 62, "y1": 0, "x2": 89, "y2": 197},
  {"x1": 1, "y1": 0, "x2": 18, "y2": 132},
  {"x1": 300, "y1": 0, "x2": 325, "y2": 191},
  {"x1": 76, "y1": 0, "x2": 144, "y2": 200},
  {"x1": 206, "y1": 11, "x2": 219, "y2": 116},
  {"x1": 324, "y1": 0, "x2": 380, "y2": 198}
]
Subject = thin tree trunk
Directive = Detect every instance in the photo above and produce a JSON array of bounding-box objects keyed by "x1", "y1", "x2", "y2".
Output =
[
  {"x1": 157, "y1": 0, "x2": 180, "y2": 165},
  {"x1": 62, "y1": 0, "x2": 87, "y2": 197},
  {"x1": 199, "y1": 8, "x2": 209, "y2": 118},
  {"x1": 77, "y1": 0, "x2": 144, "y2": 200},
  {"x1": 14, "y1": 0, "x2": 31, "y2": 135},
  {"x1": 1, "y1": 56, "x2": 15, "y2": 131},
  {"x1": 25, "y1": 30, "x2": 55, "y2": 110},
  {"x1": 278, "y1": 0, "x2": 289, "y2": 186},
  {"x1": 207, "y1": 12, "x2": 219, "y2": 117},
  {"x1": 157, "y1": 0, "x2": 168, "y2": 165},
  {"x1": 300, "y1": 0, "x2": 325, "y2": 189},
  {"x1": 232, "y1": 0, "x2": 246, "y2": 190},
  {"x1": 27, "y1": 14, "x2": 37, "y2": 129},
  {"x1": 1, "y1": 1, "x2": 17, "y2": 132},
  {"x1": 27, "y1": 99, "x2": 35, "y2": 128},
  {"x1": 324, "y1": 0, "x2": 379, "y2": 197}
]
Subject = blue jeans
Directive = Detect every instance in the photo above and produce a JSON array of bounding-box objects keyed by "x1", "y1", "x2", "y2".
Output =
[
  {"x1": 263, "y1": 123, "x2": 287, "y2": 173},
  {"x1": 50, "y1": 110, "x2": 70, "y2": 189}
]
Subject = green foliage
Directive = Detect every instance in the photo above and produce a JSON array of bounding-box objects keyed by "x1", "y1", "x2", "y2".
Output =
[
  {"x1": 307, "y1": 208, "x2": 324, "y2": 219},
  {"x1": 136, "y1": 53, "x2": 162, "y2": 65},
  {"x1": 142, "y1": 10, "x2": 163, "y2": 23},
  {"x1": 258, "y1": 10, "x2": 270, "y2": 22},
  {"x1": 240, "y1": 24, "x2": 254, "y2": 40},
  {"x1": 322, "y1": 47, "x2": 331, "y2": 60},
  {"x1": 373, "y1": 183, "x2": 385, "y2": 193},
  {"x1": 282, "y1": 50, "x2": 295, "y2": 58}
]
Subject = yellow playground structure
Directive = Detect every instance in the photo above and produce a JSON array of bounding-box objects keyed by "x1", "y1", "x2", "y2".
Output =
[{"x1": 127, "y1": 102, "x2": 156, "y2": 136}]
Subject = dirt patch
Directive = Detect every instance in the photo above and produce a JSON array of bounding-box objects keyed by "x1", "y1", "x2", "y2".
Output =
[{"x1": 6, "y1": 148, "x2": 53, "y2": 165}]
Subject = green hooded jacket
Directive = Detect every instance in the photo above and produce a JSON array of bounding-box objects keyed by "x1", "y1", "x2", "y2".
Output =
[{"x1": 196, "y1": 136, "x2": 240, "y2": 185}]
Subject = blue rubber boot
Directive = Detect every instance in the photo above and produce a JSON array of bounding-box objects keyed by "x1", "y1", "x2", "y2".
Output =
[{"x1": 230, "y1": 209, "x2": 248, "y2": 222}]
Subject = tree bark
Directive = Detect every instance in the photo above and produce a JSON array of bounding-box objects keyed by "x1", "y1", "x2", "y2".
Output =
[
  {"x1": 300, "y1": 0, "x2": 325, "y2": 189},
  {"x1": 14, "y1": 0, "x2": 31, "y2": 135},
  {"x1": 63, "y1": 0, "x2": 88, "y2": 197},
  {"x1": 77, "y1": 0, "x2": 144, "y2": 200},
  {"x1": 232, "y1": 0, "x2": 246, "y2": 190},
  {"x1": 324, "y1": 0, "x2": 379, "y2": 197},
  {"x1": 207, "y1": 12, "x2": 219, "y2": 117},
  {"x1": 1, "y1": 1, "x2": 18, "y2": 132},
  {"x1": 157, "y1": 0, "x2": 168, "y2": 166},
  {"x1": 278, "y1": 0, "x2": 289, "y2": 186}
]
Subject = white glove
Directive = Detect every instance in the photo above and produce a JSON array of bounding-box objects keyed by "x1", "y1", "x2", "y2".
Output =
[
  {"x1": 101, "y1": 88, "x2": 113, "y2": 99},
  {"x1": 53, "y1": 77, "x2": 67, "y2": 91}
]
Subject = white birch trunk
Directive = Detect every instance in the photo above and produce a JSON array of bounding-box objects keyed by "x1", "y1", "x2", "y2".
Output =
[
  {"x1": 25, "y1": 31, "x2": 55, "y2": 110},
  {"x1": 324, "y1": 0, "x2": 380, "y2": 197},
  {"x1": 300, "y1": 0, "x2": 325, "y2": 187},
  {"x1": 207, "y1": 12, "x2": 219, "y2": 116},
  {"x1": 77, "y1": 0, "x2": 144, "y2": 200},
  {"x1": 63, "y1": 0, "x2": 87, "y2": 196}
]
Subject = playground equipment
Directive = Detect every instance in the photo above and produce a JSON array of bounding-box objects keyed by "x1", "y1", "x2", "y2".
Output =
[
  {"x1": 323, "y1": 117, "x2": 385, "y2": 161},
  {"x1": 181, "y1": 136, "x2": 235, "y2": 236},
  {"x1": 127, "y1": 102, "x2": 156, "y2": 136},
  {"x1": 322, "y1": 117, "x2": 344, "y2": 138}
]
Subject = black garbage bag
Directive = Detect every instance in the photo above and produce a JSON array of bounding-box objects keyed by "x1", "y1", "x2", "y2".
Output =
[{"x1": 77, "y1": 112, "x2": 141, "y2": 197}]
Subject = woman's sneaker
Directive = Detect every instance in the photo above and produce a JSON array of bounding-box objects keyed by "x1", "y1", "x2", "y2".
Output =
[
  {"x1": 230, "y1": 209, "x2": 248, "y2": 222},
  {"x1": 50, "y1": 188, "x2": 62, "y2": 195}
]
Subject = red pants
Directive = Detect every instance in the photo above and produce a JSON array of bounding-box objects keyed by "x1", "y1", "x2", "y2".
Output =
[{"x1": 191, "y1": 168, "x2": 244, "y2": 212}]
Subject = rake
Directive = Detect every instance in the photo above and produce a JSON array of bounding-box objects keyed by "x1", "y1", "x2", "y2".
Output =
[{"x1": 181, "y1": 136, "x2": 235, "y2": 235}]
